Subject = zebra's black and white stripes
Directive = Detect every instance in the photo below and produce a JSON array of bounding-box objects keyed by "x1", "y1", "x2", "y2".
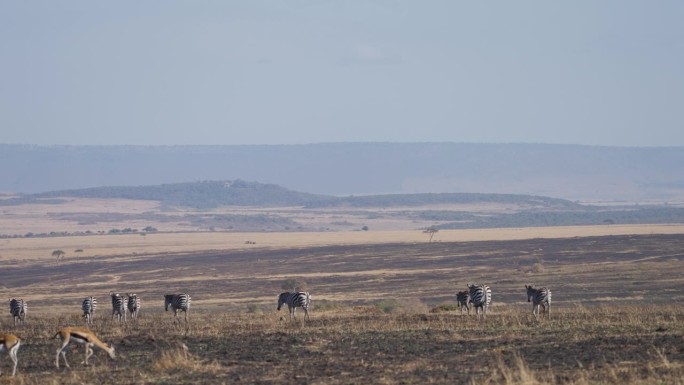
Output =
[
  {"x1": 9, "y1": 299, "x2": 27, "y2": 326},
  {"x1": 525, "y1": 285, "x2": 551, "y2": 319},
  {"x1": 456, "y1": 290, "x2": 470, "y2": 315},
  {"x1": 111, "y1": 293, "x2": 126, "y2": 323},
  {"x1": 164, "y1": 294, "x2": 191, "y2": 323},
  {"x1": 277, "y1": 291, "x2": 311, "y2": 322},
  {"x1": 467, "y1": 284, "x2": 492, "y2": 318},
  {"x1": 82, "y1": 296, "x2": 97, "y2": 324},
  {"x1": 127, "y1": 294, "x2": 141, "y2": 320}
]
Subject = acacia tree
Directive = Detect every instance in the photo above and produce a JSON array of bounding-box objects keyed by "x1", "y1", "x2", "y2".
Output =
[
  {"x1": 52, "y1": 249, "x2": 66, "y2": 260},
  {"x1": 423, "y1": 228, "x2": 439, "y2": 243}
]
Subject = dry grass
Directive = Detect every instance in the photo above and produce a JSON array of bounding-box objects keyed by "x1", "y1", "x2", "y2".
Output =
[{"x1": 1, "y1": 306, "x2": 683, "y2": 384}]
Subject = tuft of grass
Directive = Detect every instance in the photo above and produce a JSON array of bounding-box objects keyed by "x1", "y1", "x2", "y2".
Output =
[
  {"x1": 375, "y1": 299, "x2": 401, "y2": 313},
  {"x1": 430, "y1": 303, "x2": 460, "y2": 313},
  {"x1": 152, "y1": 344, "x2": 221, "y2": 374}
]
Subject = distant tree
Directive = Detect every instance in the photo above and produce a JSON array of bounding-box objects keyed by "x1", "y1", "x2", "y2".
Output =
[
  {"x1": 52, "y1": 249, "x2": 66, "y2": 261},
  {"x1": 423, "y1": 228, "x2": 439, "y2": 243},
  {"x1": 361, "y1": 226, "x2": 369, "y2": 231}
]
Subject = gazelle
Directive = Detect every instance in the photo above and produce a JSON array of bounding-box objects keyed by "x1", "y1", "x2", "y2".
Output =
[
  {"x1": 54, "y1": 327, "x2": 115, "y2": 368},
  {"x1": 0, "y1": 333, "x2": 20, "y2": 376}
]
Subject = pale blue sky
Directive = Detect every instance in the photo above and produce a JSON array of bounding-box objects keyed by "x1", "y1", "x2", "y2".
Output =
[{"x1": 1, "y1": 1, "x2": 683, "y2": 146}]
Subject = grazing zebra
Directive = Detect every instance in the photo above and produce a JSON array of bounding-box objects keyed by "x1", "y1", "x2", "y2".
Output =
[
  {"x1": 0, "y1": 333, "x2": 21, "y2": 376},
  {"x1": 9, "y1": 299, "x2": 27, "y2": 326},
  {"x1": 126, "y1": 293, "x2": 141, "y2": 320},
  {"x1": 277, "y1": 291, "x2": 311, "y2": 322},
  {"x1": 456, "y1": 290, "x2": 470, "y2": 315},
  {"x1": 525, "y1": 285, "x2": 552, "y2": 319},
  {"x1": 110, "y1": 293, "x2": 126, "y2": 323},
  {"x1": 164, "y1": 294, "x2": 191, "y2": 323},
  {"x1": 467, "y1": 284, "x2": 492, "y2": 319},
  {"x1": 82, "y1": 296, "x2": 97, "y2": 324}
]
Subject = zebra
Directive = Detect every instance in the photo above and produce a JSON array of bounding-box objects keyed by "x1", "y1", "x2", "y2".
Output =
[
  {"x1": 456, "y1": 290, "x2": 470, "y2": 315},
  {"x1": 277, "y1": 291, "x2": 311, "y2": 322},
  {"x1": 467, "y1": 284, "x2": 492, "y2": 319},
  {"x1": 82, "y1": 296, "x2": 97, "y2": 324},
  {"x1": 164, "y1": 294, "x2": 191, "y2": 323},
  {"x1": 9, "y1": 299, "x2": 27, "y2": 326},
  {"x1": 111, "y1": 293, "x2": 126, "y2": 323},
  {"x1": 525, "y1": 285, "x2": 551, "y2": 319},
  {"x1": 127, "y1": 293, "x2": 141, "y2": 320}
]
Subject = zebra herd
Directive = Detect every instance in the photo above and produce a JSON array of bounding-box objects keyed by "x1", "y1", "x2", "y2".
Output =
[
  {"x1": 456, "y1": 283, "x2": 552, "y2": 320},
  {"x1": 81, "y1": 293, "x2": 146, "y2": 324},
  {"x1": 7, "y1": 293, "x2": 191, "y2": 327},
  {"x1": 1, "y1": 287, "x2": 548, "y2": 376}
]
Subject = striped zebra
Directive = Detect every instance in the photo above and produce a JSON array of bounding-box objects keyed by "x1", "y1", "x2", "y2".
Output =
[
  {"x1": 525, "y1": 285, "x2": 552, "y2": 319},
  {"x1": 82, "y1": 296, "x2": 97, "y2": 324},
  {"x1": 467, "y1": 284, "x2": 492, "y2": 319},
  {"x1": 164, "y1": 294, "x2": 191, "y2": 323},
  {"x1": 110, "y1": 293, "x2": 126, "y2": 323},
  {"x1": 456, "y1": 290, "x2": 470, "y2": 315},
  {"x1": 277, "y1": 291, "x2": 311, "y2": 322},
  {"x1": 9, "y1": 299, "x2": 27, "y2": 327},
  {"x1": 126, "y1": 293, "x2": 141, "y2": 320}
]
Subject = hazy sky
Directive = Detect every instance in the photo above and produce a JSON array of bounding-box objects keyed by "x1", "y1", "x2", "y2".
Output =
[{"x1": 2, "y1": 1, "x2": 683, "y2": 146}]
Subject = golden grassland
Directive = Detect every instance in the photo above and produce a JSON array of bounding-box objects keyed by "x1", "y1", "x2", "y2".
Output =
[{"x1": 4, "y1": 224, "x2": 684, "y2": 261}]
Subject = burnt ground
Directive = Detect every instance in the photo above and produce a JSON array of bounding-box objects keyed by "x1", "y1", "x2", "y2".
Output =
[{"x1": 2, "y1": 233, "x2": 684, "y2": 309}]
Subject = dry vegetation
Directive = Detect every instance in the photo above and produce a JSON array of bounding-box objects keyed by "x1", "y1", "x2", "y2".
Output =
[
  {"x1": 1, "y1": 306, "x2": 683, "y2": 385},
  {"x1": 1, "y1": 230, "x2": 683, "y2": 384}
]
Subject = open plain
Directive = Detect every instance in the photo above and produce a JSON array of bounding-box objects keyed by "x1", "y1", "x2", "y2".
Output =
[{"x1": 1, "y1": 198, "x2": 684, "y2": 384}]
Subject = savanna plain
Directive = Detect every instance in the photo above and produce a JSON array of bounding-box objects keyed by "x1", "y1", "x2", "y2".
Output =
[{"x1": 1, "y1": 200, "x2": 684, "y2": 384}]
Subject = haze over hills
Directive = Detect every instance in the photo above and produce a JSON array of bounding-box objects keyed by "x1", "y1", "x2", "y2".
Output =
[{"x1": 2, "y1": 143, "x2": 683, "y2": 202}]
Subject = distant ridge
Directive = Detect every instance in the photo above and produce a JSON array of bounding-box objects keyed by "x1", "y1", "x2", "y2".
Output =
[
  {"x1": 3, "y1": 180, "x2": 684, "y2": 230},
  {"x1": 2, "y1": 143, "x2": 683, "y2": 201},
  {"x1": 9, "y1": 180, "x2": 580, "y2": 210},
  {"x1": 33, "y1": 180, "x2": 330, "y2": 209}
]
